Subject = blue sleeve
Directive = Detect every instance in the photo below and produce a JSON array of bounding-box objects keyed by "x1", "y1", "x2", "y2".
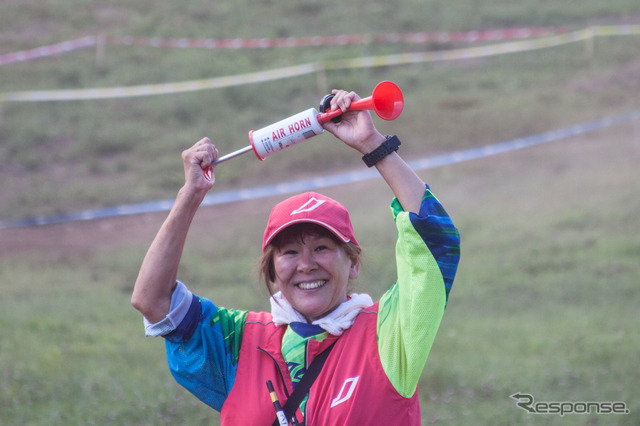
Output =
[{"x1": 162, "y1": 291, "x2": 248, "y2": 412}]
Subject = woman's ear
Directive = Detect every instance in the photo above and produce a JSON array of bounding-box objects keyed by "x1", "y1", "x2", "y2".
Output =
[{"x1": 349, "y1": 258, "x2": 360, "y2": 280}]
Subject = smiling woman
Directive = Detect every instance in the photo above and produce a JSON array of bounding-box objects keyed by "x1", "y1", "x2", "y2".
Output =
[
  {"x1": 266, "y1": 210, "x2": 361, "y2": 323},
  {"x1": 131, "y1": 88, "x2": 461, "y2": 425}
]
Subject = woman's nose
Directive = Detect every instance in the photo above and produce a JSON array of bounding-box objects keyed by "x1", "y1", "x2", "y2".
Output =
[{"x1": 297, "y1": 249, "x2": 317, "y2": 272}]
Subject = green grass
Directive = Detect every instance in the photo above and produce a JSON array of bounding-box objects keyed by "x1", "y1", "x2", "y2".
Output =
[
  {"x1": 415, "y1": 126, "x2": 640, "y2": 425},
  {"x1": 1, "y1": 1, "x2": 640, "y2": 424},
  {"x1": 2, "y1": 125, "x2": 639, "y2": 425}
]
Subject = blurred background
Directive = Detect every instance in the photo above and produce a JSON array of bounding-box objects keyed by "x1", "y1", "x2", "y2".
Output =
[{"x1": 1, "y1": 0, "x2": 639, "y2": 424}]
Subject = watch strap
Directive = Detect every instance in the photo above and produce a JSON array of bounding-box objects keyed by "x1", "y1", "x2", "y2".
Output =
[{"x1": 362, "y1": 135, "x2": 401, "y2": 167}]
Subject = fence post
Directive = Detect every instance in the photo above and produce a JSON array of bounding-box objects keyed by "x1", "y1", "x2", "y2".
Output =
[
  {"x1": 96, "y1": 34, "x2": 106, "y2": 66},
  {"x1": 584, "y1": 27, "x2": 595, "y2": 59},
  {"x1": 315, "y1": 61, "x2": 327, "y2": 95},
  {"x1": 634, "y1": 111, "x2": 640, "y2": 145}
]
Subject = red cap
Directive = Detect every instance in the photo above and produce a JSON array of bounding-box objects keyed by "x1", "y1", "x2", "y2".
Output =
[{"x1": 262, "y1": 192, "x2": 358, "y2": 251}]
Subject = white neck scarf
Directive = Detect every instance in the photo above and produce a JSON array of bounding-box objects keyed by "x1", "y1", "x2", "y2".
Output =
[{"x1": 270, "y1": 291, "x2": 374, "y2": 336}]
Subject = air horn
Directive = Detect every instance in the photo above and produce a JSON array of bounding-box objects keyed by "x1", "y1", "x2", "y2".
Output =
[{"x1": 204, "y1": 81, "x2": 403, "y2": 178}]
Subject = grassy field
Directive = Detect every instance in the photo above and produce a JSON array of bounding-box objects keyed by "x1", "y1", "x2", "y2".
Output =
[
  {"x1": 1, "y1": 124, "x2": 639, "y2": 425},
  {"x1": 1, "y1": 0, "x2": 640, "y2": 424}
]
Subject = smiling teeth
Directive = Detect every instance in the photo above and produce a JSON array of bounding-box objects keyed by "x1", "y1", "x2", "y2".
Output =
[{"x1": 297, "y1": 280, "x2": 326, "y2": 290}]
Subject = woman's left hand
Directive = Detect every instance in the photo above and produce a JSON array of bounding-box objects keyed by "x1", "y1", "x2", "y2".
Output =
[{"x1": 322, "y1": 90, "x2": 386, "y2": 155}]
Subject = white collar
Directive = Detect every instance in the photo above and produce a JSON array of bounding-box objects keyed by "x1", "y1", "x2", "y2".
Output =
[{"x1": 270, "y1": 291, "x2": 374, "y2": 336}]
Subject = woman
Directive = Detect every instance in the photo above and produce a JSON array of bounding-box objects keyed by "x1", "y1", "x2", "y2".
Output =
[{"x1": 132, "y1": 88, "x2": 461, "y2": 425}]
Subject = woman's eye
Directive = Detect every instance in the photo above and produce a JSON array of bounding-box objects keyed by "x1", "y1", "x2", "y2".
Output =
[{"x1": 315, "y1": 245, "x2": 328, "y2": 251}]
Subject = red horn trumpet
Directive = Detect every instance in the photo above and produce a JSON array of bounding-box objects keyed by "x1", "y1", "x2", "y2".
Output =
[{"x1": 317, "y1": 81, "x2": 404, "y2": 124}]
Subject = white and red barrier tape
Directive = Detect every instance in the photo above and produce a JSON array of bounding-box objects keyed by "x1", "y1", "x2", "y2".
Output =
[
  {"x1": 0, "y1": 36, "x2": 96, "y2": 66},
  {"x1": 2, "y1": 25, "x2": 638, "y2": 67},
  {"x1": 1, "y1": 28, "x2": 569, "y2": 67},
  {"x1": 0, "y1": 26, "x2": 638, "y2": 102},
  {"x1": 0, "y1": 30, "x2": 591, "y2": 102},
  {"x1": 105, "y1": 25, "x2": 639, "y2": 49},
  {"x1": 106, "y1": 27, "x2": 567, "y2": 49}
]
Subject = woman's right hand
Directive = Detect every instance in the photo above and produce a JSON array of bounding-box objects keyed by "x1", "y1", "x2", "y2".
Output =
[
  {"x1": 132, "y1": 137, "x2": 218, "y2": 323},
  {"x1": 181, "y1": 137, "x2": 218, "y2": 194}
]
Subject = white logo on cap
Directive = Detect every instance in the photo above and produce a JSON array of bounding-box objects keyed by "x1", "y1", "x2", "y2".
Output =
[{"x1": 290, "y1": 198, "x2": 326, "y2": 215}]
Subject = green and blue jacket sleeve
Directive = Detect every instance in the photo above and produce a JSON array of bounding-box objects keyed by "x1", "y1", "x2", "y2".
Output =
[
  {"x1": 160, "y1": 284, "x2": 247, "y2": 411},
  {"x1": 377, "y1": 184, "x2": 460, "y2": 397}
]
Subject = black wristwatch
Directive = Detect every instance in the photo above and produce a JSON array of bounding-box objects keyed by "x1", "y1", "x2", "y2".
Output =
[{"x1": 362, "y1": 135, "x2": 401, "y2": 167}]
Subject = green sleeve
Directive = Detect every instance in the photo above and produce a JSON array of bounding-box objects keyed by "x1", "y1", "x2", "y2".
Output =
[{"x1": 377, "y1": 189, "x2": 460, "y2": 397}]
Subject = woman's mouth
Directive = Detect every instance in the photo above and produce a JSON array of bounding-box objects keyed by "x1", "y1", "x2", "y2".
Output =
[{"x1": 296, "y1": 280, "x2": 327, "y2": 290}]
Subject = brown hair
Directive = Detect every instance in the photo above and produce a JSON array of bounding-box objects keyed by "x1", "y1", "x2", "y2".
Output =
[{"x1": 259, "y1": 223, "x2": 362, "y2": 296}]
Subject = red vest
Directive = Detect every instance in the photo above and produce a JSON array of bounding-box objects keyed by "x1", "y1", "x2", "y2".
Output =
[{"x1": 220, "y1": 303, "x2": 421, "y2": 425}]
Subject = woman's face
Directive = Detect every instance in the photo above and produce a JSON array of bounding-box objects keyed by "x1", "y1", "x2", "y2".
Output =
[{"x1": 273, "y1": 232, "x2": 359, "y2": 322}]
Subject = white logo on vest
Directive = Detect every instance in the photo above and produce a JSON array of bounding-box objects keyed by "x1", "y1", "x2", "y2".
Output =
[{"x1": 330, "y1": 376, "x2": 360, "y2": 408}]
